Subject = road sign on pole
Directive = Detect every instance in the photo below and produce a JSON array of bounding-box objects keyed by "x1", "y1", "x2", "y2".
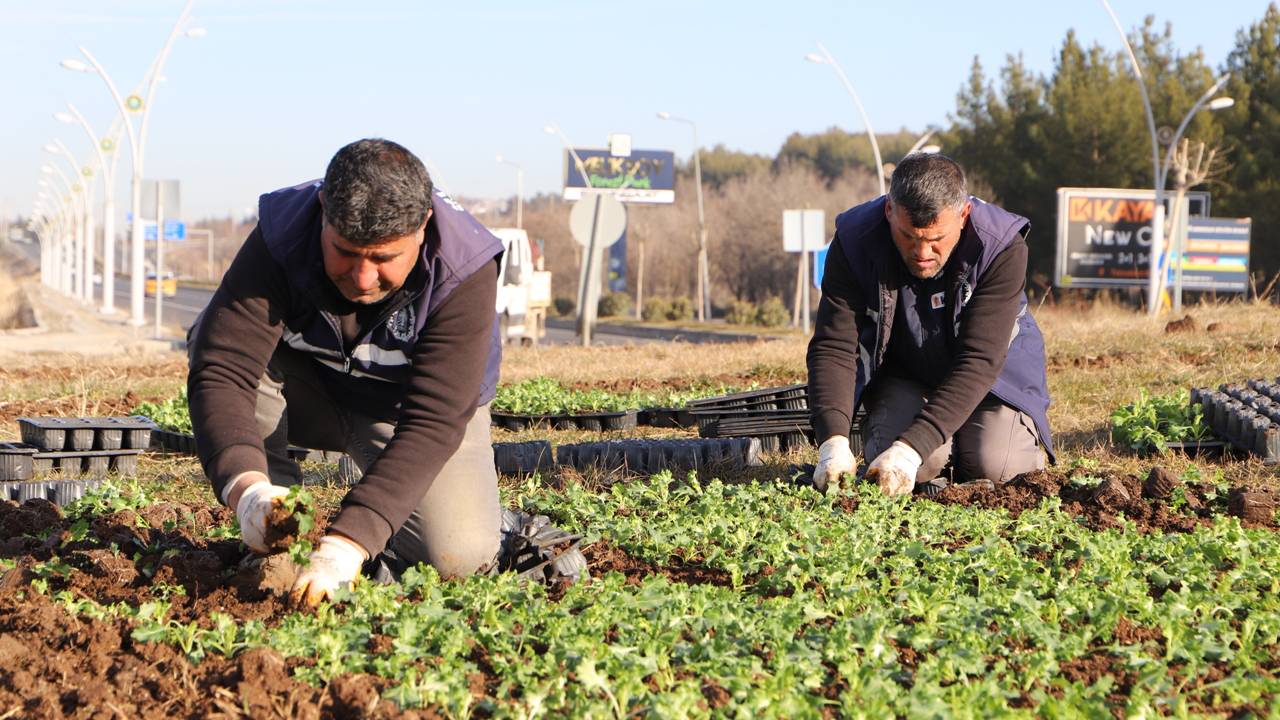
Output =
[
  {"x1": 569, "y1": 193, "x2": 627, "y2": 346},
  {"x1": 143, "y1": 220, "x2": 186, "y2": 241},
  {"x1": 783, "y1": 209, "x2": 826, "y2": 333}
]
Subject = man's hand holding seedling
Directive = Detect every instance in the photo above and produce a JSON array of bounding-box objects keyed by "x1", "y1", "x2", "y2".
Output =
[
  {"x1": 223, "y1": 471, "x2": 292, "y2": 553},
  {"x1": 224, "y1": 474, "x2": 366, "y2": 607}
]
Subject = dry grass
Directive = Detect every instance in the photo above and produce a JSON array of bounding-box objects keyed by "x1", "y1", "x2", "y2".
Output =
[
  {"x1": 2, "y1": 298, "x2": 1279, "y2": 503},
  {"x1": 501, "y1": 339, "x2": 805, "y2": 387}
]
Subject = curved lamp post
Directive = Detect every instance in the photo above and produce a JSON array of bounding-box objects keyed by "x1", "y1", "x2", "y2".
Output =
[
  {"x1": 41, "y1": 164, "x2": 83, "y2": 295},
  {"x1": 57, "y1": 103, "x2": 123, "y2": 313},
  {"x1": 1100, "y1": 0, "x2": 1165, "y2": 316},
  {"x1": 806, "y1": 42, "x2": 886, "y2": 197},
  {"x1": 46, "y1": 140, "x2": 96, "y2": 303},
  {"x1": 656, "y1": 111, "x2": 711, "y2": 322},
  {"x1": 1160, "y1": 77, "x2": 1233, "y2": 313},
  {"x1": 36, "y1": 182, "x2": 73, "y2": 294},
  {"x1": 61, "y1": 1, "x2": 204, "y2": 326}
]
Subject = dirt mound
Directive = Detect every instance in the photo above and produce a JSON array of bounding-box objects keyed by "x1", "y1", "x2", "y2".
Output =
[
  {"x1": 1164, "y1": 314, "x2": 1198, "y2": 333},
  {"x1": 931, "y1": 467, "x2": 1274, "y2": 533}
]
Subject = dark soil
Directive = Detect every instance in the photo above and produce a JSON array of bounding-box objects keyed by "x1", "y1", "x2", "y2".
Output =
[
  {"x1": 1164, "y1": 314, "x2": 1198, "y2": 333},
  {"x1": 930, "y1": 467, "x2": 1276, "y2": 533}
]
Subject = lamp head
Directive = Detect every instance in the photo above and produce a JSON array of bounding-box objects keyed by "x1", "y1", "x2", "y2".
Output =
[
  {"x1": 60, "y1": 59, "x2": 90, "y2": 72},
  {"x1": 1208, "y1": 97, "x2": 1235, "y2": 111}
]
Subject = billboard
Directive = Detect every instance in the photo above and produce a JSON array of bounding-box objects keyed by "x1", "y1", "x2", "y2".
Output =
[
  {"x1": 1177, "y1": 217, "x2": 1251, "y2": 292},
  {"x1": 1055, "y1": 188, "x2": 1210, "y2": 288},
  {"x1": 562, "y1": 149, "x2": 675, "y2": 204}
]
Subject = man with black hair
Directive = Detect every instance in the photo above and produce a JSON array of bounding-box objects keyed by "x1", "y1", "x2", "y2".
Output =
[
  {"x1": 807, "y1": 153, "x2": 1053, "y2": 494},
  {"x1": 188, "y1": 138, "x2": 507, "y2": 606}
]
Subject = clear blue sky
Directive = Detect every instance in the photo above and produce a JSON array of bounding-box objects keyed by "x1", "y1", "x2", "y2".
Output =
[{"x1": 1, "y1": 0, "x2": 1267, "y2": 222}]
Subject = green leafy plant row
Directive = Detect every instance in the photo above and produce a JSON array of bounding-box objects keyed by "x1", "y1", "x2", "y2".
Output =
[{"x1": 492, "y1": 377, "x2": 747, "y2": 416}]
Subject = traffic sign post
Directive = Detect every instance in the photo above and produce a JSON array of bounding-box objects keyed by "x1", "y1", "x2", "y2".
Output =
[
  {"x1": 569, "y1": 192, "x2": 627, "y2": 346},
  {"x1": 143, "y1": 220, "x2": 186, "y2": 241},
  {"x1": 783, "y1": 209, "x2": 826, "y2": 334}
]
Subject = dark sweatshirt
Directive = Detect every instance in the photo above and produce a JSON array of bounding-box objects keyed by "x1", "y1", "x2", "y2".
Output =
[
  {"x1": 188, "y1": 226, "x2": 497, "y2": 556},
  {"x1": 807, "y1": 235, "x2": 1029, "y2": 460}
]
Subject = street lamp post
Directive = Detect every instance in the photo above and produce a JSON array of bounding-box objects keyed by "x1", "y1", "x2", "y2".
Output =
[
  {"x1": 38, "y1": 184, "x2": 74, "y2": 295},
  {"x1": 496, "y1": 154, "x2": 524, "y2": 229},
  {"x1": 1100, "y1": 0, "x2": 1165, "y2": 316},
  {"x1": 61, "y1": 0, "x2": 203, "y2": 326},
  {"x1": 806, "y1": 42, "x2": 886, "y2": 197},
  {"x1": 1158, "y1": 77, "x2": 1233, "y2": 313},
  {"x1": 47, "y1": 140, "x2": 96, "y2": 303},
  {"x1": 57, "y1": 103, "x2": 121, "y2": 314},
  {"x1": 41, "y1": 164, "x2": 83, "y2": 296},
  {"x1": 656, "y1": 111, "x2": 711, "y2": 322}
]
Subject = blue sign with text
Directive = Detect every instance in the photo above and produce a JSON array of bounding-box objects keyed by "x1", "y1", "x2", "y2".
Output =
[{"x1": 144, "y1": 220, "x2": 186, "y2": 241}]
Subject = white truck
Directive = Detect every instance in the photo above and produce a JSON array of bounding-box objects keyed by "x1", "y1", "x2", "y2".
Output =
[{"x1": 491, "y1": 227, "x2": 551, "y2": 345}]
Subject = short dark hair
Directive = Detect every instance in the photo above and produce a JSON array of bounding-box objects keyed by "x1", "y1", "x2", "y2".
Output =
[
  {"x1": 888, "y1": 153, "x2": 968, "y2": 227},
  {"x1": 321, "y1": 138, "x2": 433, "y2": 245}
]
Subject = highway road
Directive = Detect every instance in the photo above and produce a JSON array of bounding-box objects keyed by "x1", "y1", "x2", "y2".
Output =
[{"x1": 107, "y1": 279, "x2": 664, "y2": 346}]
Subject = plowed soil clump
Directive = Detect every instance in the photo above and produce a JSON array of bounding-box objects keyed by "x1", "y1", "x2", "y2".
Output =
[{"x1": 931, "y1": 467, "x2": 1275, "y2": 533}]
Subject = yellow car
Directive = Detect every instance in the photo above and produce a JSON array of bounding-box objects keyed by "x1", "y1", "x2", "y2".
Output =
[{"x1": 145, "y1": 273, "x2": 178, "y2": 298}]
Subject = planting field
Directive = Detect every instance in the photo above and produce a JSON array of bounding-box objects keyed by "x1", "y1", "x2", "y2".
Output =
[{"x1": 1, "y1": 301, "x2": 1280, "y2": 717}]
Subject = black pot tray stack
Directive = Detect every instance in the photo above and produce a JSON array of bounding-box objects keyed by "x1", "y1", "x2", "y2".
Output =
[{"x1": 1193, "y1": 380, "x2": 1280, "y2": 463}]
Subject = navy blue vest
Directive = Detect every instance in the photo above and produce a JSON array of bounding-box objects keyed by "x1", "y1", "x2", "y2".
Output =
[
  {"x1": 257, "y1": 181, "x2": 503, "y2": 409},
  {"x1": 834, "y1": 196, "x2": 1054, "y2": 460}
]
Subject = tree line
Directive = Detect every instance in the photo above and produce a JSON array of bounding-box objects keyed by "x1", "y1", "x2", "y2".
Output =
[{"x1": 504, "y1": 5, "x2": 1279, "y2": 311}]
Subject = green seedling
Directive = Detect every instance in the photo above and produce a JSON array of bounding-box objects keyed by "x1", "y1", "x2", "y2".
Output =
[
  {"x1": 131, "y1": 387, "x2": 193, "y2": 433},
  {"x1": 278, "y1": 485, "x2": 316, "y2": 566},
  {"x1": 1110, "y1": 389, "x2": 1212, "y2": 454}
]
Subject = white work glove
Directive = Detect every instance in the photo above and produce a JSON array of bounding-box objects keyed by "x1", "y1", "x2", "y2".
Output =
[
  {"x1": 866, "y1": 440, "x2": 923, "y2": 496},
  {"x1": 229, "y1": 475, "x2": 291, "y2": 554},
  {"x1": 290, "y1": 535, "x2": 368, "y2": 608},
  {"x1": 812, "y1": 436, "x2": 857, "y2": 491}
]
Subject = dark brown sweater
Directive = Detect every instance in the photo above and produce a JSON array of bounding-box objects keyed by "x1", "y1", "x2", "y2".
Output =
[
  {"x1": 807, "y1": 235, "x2": 1028, "y2": 460},
  {"x1": 188, "y1": 228, "x2": 497, "y2": 556}
]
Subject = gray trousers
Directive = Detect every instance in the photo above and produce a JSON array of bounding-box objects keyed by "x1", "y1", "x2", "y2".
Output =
[
  {"x1": 189, "y1": 324, "x2": 500, "y2": 579},
  {"x1": 861, "y1": 375, "x2": 1046, "y2": 484}
]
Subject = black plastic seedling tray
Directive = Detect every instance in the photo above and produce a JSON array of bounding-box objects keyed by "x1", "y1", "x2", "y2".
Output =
[
  {"x1": 0, "y1": 479, "x2": 104, "y2": 506},
  {"x1": 18, "y1": 416, "x2": 155, "y2": 452},
  {"x1": 0, "y1": 442, "x2": 38, "y2": 482},
  {"x1": 491, "y1": 409, "x2": 639, "y2": 432},
  {"x1": 493, "y1": 440, "x2": 554, "y2": 475},
  {"x1": 151, "y1": 428, "x2": 199, "y2": 454},
  {"x1": 555, "y1": 437, "x2": 763, "y2": 476},
  {"x1": 637, "y1": 407, "x2": 696, "y2": 428},
  {"x1": 30, "y1": 449, "x2": 142, "y2": 477},
  {"x1": 1194, "y1": 382, "x2": 1280, "y2": 463}
]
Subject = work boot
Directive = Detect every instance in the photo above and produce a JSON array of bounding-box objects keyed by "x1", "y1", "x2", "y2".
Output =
[
  {"x1": 914, "y1": 477, "x2": 950, "y2": 497},
  {"x1": 497, "y1": 508, "x2": 589, "y2": 584}
]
